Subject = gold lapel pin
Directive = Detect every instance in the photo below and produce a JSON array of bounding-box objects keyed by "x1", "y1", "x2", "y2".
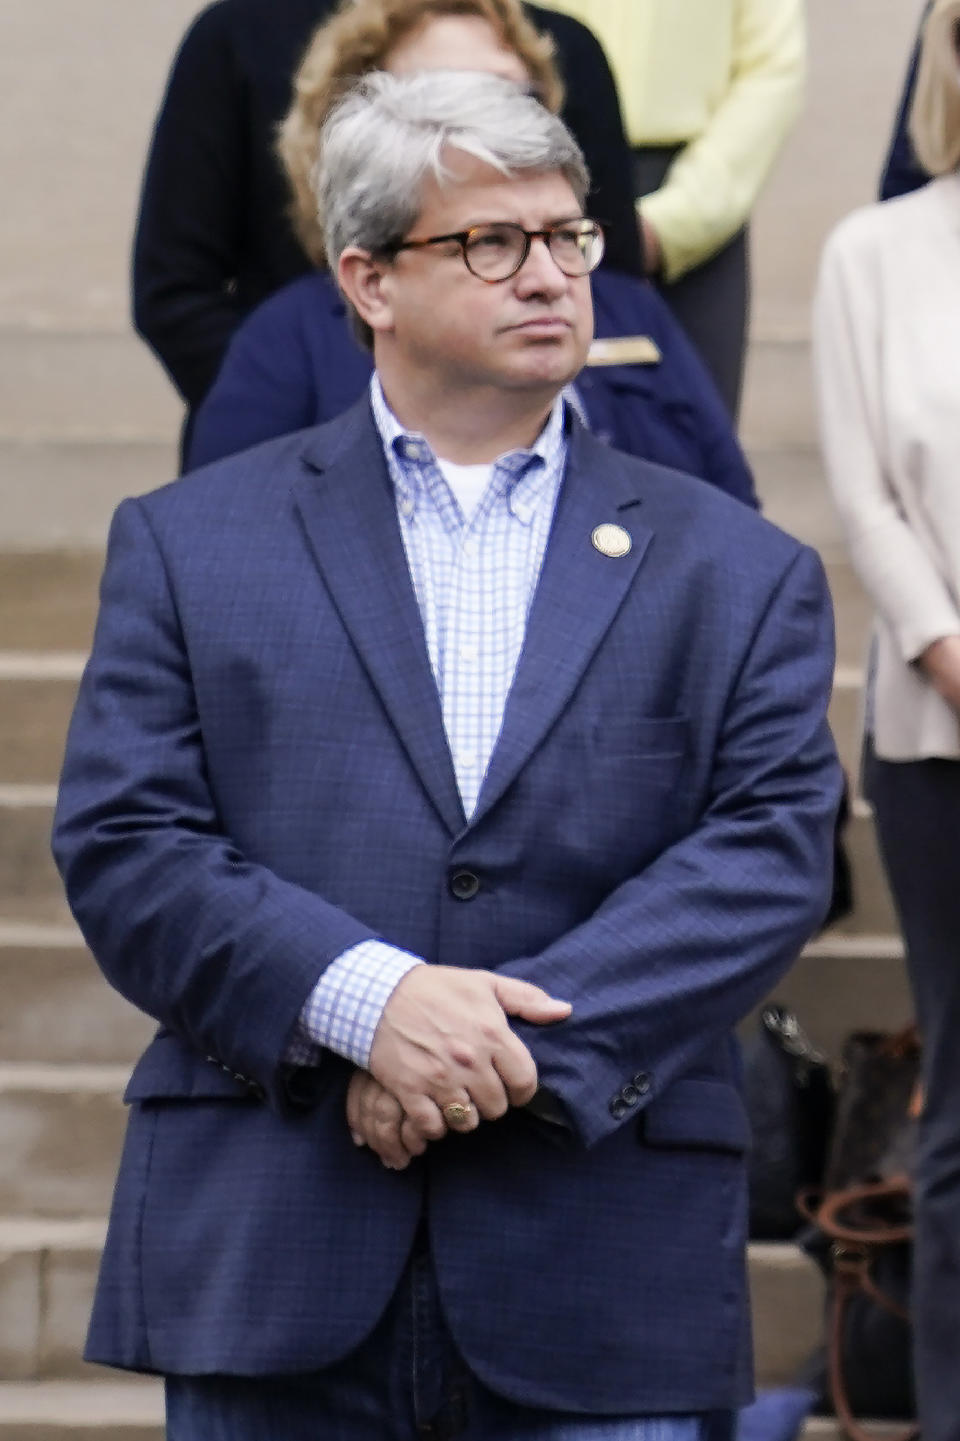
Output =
[
  {"x1": 591, "y1": 523, "x2": 632, "y2": 558},
  {"x1": 587, "y1": 335, "x2": 662, "y2": 367}
]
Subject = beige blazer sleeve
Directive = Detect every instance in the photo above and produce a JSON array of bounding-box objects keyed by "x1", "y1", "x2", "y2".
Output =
[
  {"x1": 812, "y1": 189, "x2": 960, "y2": 759},
  {"x1": 813, "y1": 214, "x2": 960, "y2": 662}
]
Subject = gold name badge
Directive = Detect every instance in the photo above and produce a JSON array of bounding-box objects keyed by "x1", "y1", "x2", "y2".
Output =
[{"x1": 587, "y1": 335, "x2": 662, "y2": 368}]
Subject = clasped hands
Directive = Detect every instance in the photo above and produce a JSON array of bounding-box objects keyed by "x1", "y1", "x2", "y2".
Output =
[{"x1": 345, "y1": 964, "x2": 571, "y2": 1170}]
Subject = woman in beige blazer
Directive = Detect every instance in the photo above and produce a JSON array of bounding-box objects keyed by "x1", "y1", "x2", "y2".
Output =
[{"x1": 814, "y1": 5, "x2": 960, "y2": 1435}]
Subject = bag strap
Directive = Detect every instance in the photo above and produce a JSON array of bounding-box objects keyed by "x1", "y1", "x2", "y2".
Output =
[
  {"x1": 815, "y1": 1178, "x2": 913, "y2": 1247},
  {"x1": 829, "y1": 1256, "x2": 919, "y2": 1441}
]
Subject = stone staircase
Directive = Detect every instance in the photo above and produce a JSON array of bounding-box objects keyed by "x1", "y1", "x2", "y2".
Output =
[{"x1": 0, "y1": 554, "x2": 163, "y2": 1432}]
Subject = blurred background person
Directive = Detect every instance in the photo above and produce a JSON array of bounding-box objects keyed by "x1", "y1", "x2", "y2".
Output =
[
  {"x1": 540, "y1": 0, "x2": 806, "y2": 419},
  {"x1": 186, "y1": 0, "x2": 756, "y2": 510},
  {"x1": 879, "y1": 1, "x2": 935, "y2": 201},
  {"x1": 813, "y1": 5, "x2": 960, "y2": 1437},
  {"x1": 132, "y1": 0, "x2": 642, "y2": 448}
]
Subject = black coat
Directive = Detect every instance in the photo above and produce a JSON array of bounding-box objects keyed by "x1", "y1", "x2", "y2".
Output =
[
  {"x1": 133, "y1": 0, "x2": 641, "y2": 408},
  {"x1": 878, "y1": 0, "x2": 932, "y2": 202}
]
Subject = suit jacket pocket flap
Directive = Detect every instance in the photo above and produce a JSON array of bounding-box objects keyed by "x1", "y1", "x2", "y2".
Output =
[
  {"x1": 124, "y1": 1032, "x2": 257, "y2": 1102},
  {"x1": 641, "y1": 1077, "x2": 751, "y2": 1154},
  {"x1": 599, "y1": 715, "x2": 689, "y2": 758}
]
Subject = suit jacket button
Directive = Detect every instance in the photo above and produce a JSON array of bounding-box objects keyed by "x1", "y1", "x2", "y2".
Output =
[
  {"x1": 449, "y1": 869, "x2": 481, "y2": 901},
  {"x1": 632, "y1": 1072, "x2": 652, "y2": 1096},
  {"x1": 609, "y1": 1096, "x2": 628, "y2": 1120}
]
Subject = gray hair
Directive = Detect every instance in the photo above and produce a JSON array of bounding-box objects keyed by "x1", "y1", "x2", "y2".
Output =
[{"x1": 315, "y1": 69, "x2": 590, "y2": 341}]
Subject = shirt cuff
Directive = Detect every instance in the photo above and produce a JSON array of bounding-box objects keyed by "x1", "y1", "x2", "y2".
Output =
[{"x1": 289, "y1": 940, "x2": 424, "y2": 1069}]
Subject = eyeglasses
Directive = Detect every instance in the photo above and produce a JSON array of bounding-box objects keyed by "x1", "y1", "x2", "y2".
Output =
[{"x1": 383, "y1": 218, "x2": 605, "y2": 283}]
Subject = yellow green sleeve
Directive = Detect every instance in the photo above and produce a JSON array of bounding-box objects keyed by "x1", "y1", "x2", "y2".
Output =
[{"x1": 640, "y1": 0, "x2": 806, "y2": 280}]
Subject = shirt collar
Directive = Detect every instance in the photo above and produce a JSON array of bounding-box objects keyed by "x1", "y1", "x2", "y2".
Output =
[{"x1": 369, "y1": 374, "x2": 568, "y2": 524}]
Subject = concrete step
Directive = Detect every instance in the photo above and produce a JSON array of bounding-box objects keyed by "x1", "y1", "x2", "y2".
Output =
[
  {"x1": 824, "y1": 559, "x2": 871, "y2": 675},
  {"x1": 0, "y1": 1209, "x2": 822, "y2": 1391},
  {"x1": 0, "y1": 334, "x2": 180, "y2": 447},
  {"x1": 0, "y1": 555, "x2": 102, "y2": 653},
  {"x1": 751, "y1": 444, "x2": 840, "y2": 554},
  {"x1": 0, "y1": 663, "x2": 82, "y2": 786},
  {"x1": 0, "y1": 1380, "x2": 162, "y2": 1439},
  {"x1": 829, "y1": 675, "x2": 863, "y2": 782},
  {"x1": 0, "y1": 1220, "x2": 107, "y2": 1381},
  {"x1": 749, "y1": 1242, "x2": 824, "y2": 1390},
  {"x1": 0, "y1": 787, "x2": 71, "y2": 926},
  {"x1": 742, "y1": 344, "x2": 816, "y2": 457},
  {"x1": 0, "y1": 443, "x2": 175, "y2": 551},
  {"x1": 0, "y1": 924, "x2": 153, "y2": 1066},
  {"x1": 749, "y1": 933, "x2": 911, "y2": 1065},
  {"x1": 0, "y1": 1068, "x2": 127, "y2": 1219},
  {"x1": 835, "y1": 807, "x2": 897, "y2": 937},
  {"x1": 748, "y1": 448, "x2": 877, "y2": 675}
]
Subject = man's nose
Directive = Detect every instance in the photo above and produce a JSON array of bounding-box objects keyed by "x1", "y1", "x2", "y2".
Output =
[{"x1": 514, "y1": 236, "x2": 569, "y2": 296}]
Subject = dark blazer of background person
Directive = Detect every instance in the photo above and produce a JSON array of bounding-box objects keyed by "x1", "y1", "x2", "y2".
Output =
[
  {"x1": 880, "y1": 0, "x2": 935, "y2": 200},
  {"x1": 52, "y1": 398, "x2": 839, "y2": 1398},
  {"x1": 186, "y1": 267, "x2": 758, "y2": 508},
  {"x1": 133, "y1": 0, "x2": 643, "y2": 412}
]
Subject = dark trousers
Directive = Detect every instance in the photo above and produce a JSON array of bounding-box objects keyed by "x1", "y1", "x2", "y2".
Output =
[
  {"x1": 633, "y1": 148, "x2": 749, "y2": 421},
  {"x1": 166, "y1": 1236, "x2": 730, "y2": 1440},
  {"x1": 864, "y1": 744, "x2": 960, "y2": 1441}
]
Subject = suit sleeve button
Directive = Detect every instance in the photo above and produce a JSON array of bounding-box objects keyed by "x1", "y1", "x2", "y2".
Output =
[
  {"x1": 609, "y1": 1096, "x2": 628, "y2": 1120},
  {"x1": 449, "y1": 869, "x2": 481, "y2": 901},
  {"x1": 621, "y1": 1083, "x2": 640, "y2": 1107},
  {"x1": 632, "y1": 1072, "x2": 652, "y2": 1096}
]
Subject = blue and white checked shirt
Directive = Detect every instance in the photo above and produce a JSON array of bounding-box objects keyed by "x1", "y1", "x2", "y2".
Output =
[{"x1": 289, "y1": 377, "x2": 569, "y2": 1068}]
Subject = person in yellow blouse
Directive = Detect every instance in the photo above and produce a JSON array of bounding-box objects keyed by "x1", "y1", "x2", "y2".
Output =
[{"x1": 541, "y1": 0, "x2": 806, "y2": 417}]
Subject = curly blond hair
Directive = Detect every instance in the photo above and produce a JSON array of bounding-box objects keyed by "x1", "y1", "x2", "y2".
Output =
[
  {"x1": 278, "y1": 0, "x2": 563, "y2": 268},
  {"x1": 909, "y1": 0, "x2": 960, "y2": 176}
]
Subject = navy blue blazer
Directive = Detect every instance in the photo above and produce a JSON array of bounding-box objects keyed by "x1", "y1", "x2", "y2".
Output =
[
  {"x1": 53, "y1": 402, "x2": 839, "y2": 1408},
  {"x1": 187, "y1": 268, "x2": 758, "y2": 507}
]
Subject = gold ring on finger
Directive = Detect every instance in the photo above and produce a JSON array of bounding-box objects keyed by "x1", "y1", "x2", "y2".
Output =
[{"x1": 442, "y1": 1101, "x2": 472, "y2": 1126}]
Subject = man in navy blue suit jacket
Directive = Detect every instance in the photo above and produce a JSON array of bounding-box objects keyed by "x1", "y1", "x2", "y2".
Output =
[{"x1": 54, "y1": 71, "x2": 841, "y2": 1440}]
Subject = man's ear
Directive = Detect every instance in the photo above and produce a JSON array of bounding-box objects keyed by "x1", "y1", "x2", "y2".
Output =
[{"x1": 338, "y1": 249, "x2": 395, "y2": 336}]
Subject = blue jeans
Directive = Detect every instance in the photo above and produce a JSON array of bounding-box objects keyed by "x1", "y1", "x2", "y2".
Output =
[{"x1": 166, "y1": 1243, "x2": 733, "y2": 1441}]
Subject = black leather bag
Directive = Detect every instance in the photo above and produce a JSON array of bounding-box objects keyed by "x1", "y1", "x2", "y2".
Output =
[
  {"x1": 744, "y1": 1006, "x2": 836, "y2": 1240},
  {"x1": 801, "y1": 1026, "x2": 921, "y2": 1441}
]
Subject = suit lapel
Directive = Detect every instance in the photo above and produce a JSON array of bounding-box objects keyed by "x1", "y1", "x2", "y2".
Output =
[
  {"x1": 471, "y1": 426, "x2": 654, "y2": 828},
  {"x1": 292, "y1": 404, "x2": 465, "y2": 836}
]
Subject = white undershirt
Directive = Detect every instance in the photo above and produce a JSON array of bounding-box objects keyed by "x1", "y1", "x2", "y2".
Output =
[
  {"x1": 435, "y1": 458, "x2": 495, "y2": 522},
  {"x1": 432, "y1": 384, "x2": 583, "y2": 522}
]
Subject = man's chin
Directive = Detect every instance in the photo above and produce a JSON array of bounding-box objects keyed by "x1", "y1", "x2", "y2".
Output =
[{"x1": 503, "y1": 341, "x2": 587, "y2": 391}]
